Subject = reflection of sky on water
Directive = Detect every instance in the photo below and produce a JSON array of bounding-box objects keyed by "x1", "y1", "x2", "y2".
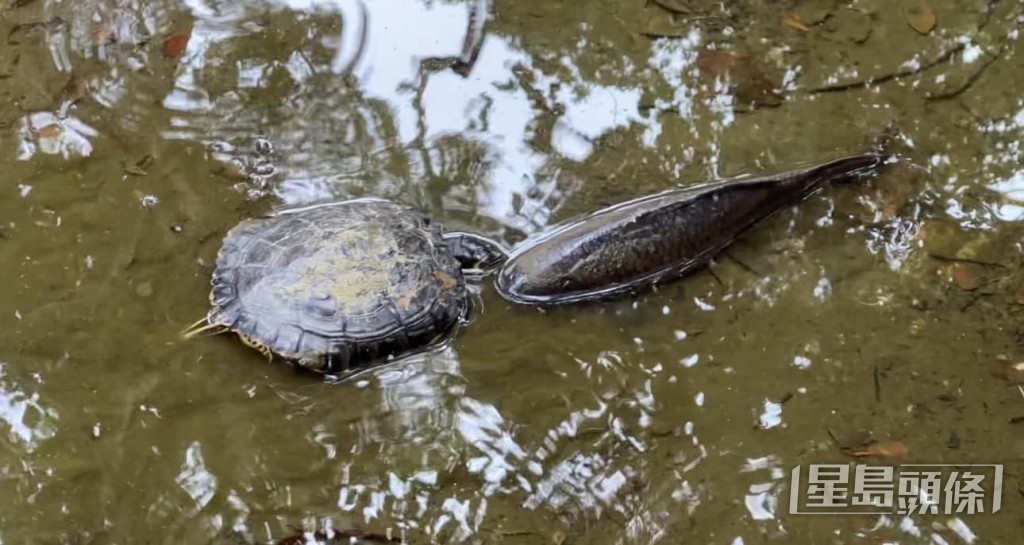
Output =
[
  {"x1": 316, "y1": 346, "x2": 704, "y2": 542},
  {"x1": 12, "y1": 0, "x2": 178, "y2": 162},
  {"x1": 320, "y1": 342, "x2": 993, "y2": 545},
  {"x1": 157, "y1": 0, "x2": 654, "y2": 232},
  {"x1": 13, "y1": 0, "x2": 1024, "y2": 242},
  {"x1": 177, "y1": 440, "x2": 218, "y2": 513},
  {"x1": 0, "y1": 363, "x2": 58, "y2": 452},
  {"x1": 985, "y1": 105, "x2": 1024, "y2": 221},
  {"x1": 17, "y1": 112, "x2": 98, "y2": 160}
]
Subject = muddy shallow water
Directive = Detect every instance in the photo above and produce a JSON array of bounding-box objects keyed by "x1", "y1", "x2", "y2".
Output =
[{"x1": 1, "y1": 0, "x2": 1023, "y2": 543}]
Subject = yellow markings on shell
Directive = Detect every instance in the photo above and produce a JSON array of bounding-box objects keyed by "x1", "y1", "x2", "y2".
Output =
[
  {"x1": 279, "y1": 254, "x2": 391, "y2": 304},
  {"x1": 274, "y1": 227, "x2": 419, "y2": 313},
  {"x1": 434, "y1": 270, "x2": 457, "y2": 290},
  {"x1": 395, "y1": 289, "x2": 417, "y2": 311}
]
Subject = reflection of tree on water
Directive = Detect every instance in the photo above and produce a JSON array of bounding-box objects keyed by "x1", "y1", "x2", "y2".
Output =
[
  {"x1": 147, "y1": 2, "x2": 698, "y2": 540},
  {"x1": 290, "y1": 348, "x2": 694, "y2": 544},
  {"x1": 160, "y1": 0, "x2": 660, "y2": 237},
  {"x1": 4, "y1": 0, "x2": 183, "y2": 158},
  {"x1": 161, "y1": 2, "x2": 417, "y2": 204}
]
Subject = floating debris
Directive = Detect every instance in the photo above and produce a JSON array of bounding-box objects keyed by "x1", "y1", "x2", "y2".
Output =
[
  {"x1": 163, "y1": 31, "x2": 191, "y2": 58},
  {"x1": 782, "y1": 13, "x2": 810, "y2": 32},
  {"x1": 950, "y1": 264, "x2": 979, "y2": 291},
  {"x1": 124, "y1": 154, "x2": 154, "y2": 176},
  {"x1": 905, "y1": 1, "x2": 937, "y2": 35},
  {"x1": 695, "y1": 50, "x2": 782, "y2": 108}
]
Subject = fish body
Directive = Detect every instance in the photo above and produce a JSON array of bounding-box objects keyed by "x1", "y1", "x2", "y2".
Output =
[{"x1": 495, "y1": 153, "x2": 889, "y2": 305}]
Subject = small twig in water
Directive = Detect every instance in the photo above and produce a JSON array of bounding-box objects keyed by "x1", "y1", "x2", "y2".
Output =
[
  {"x1": 926, "y1": 46, "x2": 1006, "y2": 101},
  {"x1": 826, "y1": 427, "x2": 842, "y2": 447},
  {"x1": 804, "y1": 44, "x2": 964, "y2": 94},
  {"x1": 873, "y1": 365, "x2": 881, "y2": 402},
  {"x1": 704, "y1": 262, "x2": 725, "y2": 286},
  {"x1": 724, "y1": 250, "x2": 760, "y2": 276},
  {"x1": 927, "y1": 253, "x2": 1007, "y2": 268},
  {"x1": 959, "y1": 292, "x2": 990, "y2": 312}
]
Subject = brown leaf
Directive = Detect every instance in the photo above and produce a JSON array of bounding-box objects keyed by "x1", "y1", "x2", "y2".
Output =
[
  {"x1": 395, "y1": 289, "x2": 416, "y2": 311},
  {"x1": 434, "y1": 271, "x2": 458, "y2": 290},
  {"x1": 163, "y1": 32, "x2": 191, "y2": 58},
  {"x1": 782, "y1": 13, "x2": 810, "y2": 32},
  {"x1": 950, "y1": 264, "x2": 978, "y2": 291},
  {"x1": 94, "y1": 28, "x2": 116, "y2": 45},
  {"x1": 37, "y1": 124, "x2": 61, "y2": 140},
  {"x1": 849, "y1": 440, "x2": 908, "y2": 459},
  {"x1": 904, "y1": 1, "x2": 936, "y2": 35},
  {"x1": 695, "y1": 50, "x2": 782, "y2": 108}
]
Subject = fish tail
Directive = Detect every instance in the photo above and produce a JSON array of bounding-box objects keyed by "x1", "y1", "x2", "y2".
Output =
[
  {"x1": 870, "y1": 120, "x2": 901, "y2": 160},
  {"x1": 806, "y1": 123, "x2": 901, "y2": 185},
  {"x1": 808, "y1": 152, "x2": 889, "y2": 186}
]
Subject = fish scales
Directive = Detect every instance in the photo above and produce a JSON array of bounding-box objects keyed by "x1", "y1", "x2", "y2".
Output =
[{"x1": 496, "y1": 153, "x2": 887, "y2": 305}]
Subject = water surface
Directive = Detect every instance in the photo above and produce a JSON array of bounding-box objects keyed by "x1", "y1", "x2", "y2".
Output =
[{"x1": 0, "y1": 0, "x2": 1022, "y2": 543}]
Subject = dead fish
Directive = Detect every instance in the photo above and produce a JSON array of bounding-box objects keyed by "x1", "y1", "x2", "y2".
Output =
[{"x1": 495, "y1": 152, "x2": 890, "y2": 305}]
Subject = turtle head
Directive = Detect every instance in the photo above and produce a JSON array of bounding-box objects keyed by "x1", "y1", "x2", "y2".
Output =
[{"x1": 442, "y1": 232, "x2": 508, "y2": 276}]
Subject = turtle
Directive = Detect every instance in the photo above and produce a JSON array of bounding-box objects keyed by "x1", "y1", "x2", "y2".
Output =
[{"x1": 183, "y1": 198, "x2": 507, "y2": 375}]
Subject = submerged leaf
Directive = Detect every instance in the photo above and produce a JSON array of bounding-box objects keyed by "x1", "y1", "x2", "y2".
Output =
[
  {"x1": 37, "y1": 124, "x2": 62, "y2": 140},
  {"x1": 904, "y1": 1, "x2": 936, "y2": 35},
  {"x1": 951, "y1": 264, "x2": 979, "y2": 291},
  {"x1": 832, "y1": 430, "x2": 872, "y2": 450},
  {"x1": 163, "y1": 32, "x2": 191, "y2": 58},
  {"x1": 94, "y1": 28, "x2": 116, "y2": 45},
  {"x1": 782, "y1": 13, "x2": 810, "y2": 32},
  {"x1": 695, "y1": 50, "x2": 782, "y2": 108}
]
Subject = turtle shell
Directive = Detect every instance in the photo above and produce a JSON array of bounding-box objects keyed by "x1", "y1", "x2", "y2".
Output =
[{"x1": 208, "y1": 199, "x2": 468, "y2": 373}]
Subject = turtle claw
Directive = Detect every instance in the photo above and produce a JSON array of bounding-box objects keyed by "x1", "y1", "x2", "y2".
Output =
[{"x1": 180, "y1": 316, "x2": 225, "y2": 340}]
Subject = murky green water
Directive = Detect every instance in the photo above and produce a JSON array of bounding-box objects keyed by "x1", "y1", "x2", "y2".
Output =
[{"x1": 1, "y1": 0, "x2": 1023, "y2": 543}]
